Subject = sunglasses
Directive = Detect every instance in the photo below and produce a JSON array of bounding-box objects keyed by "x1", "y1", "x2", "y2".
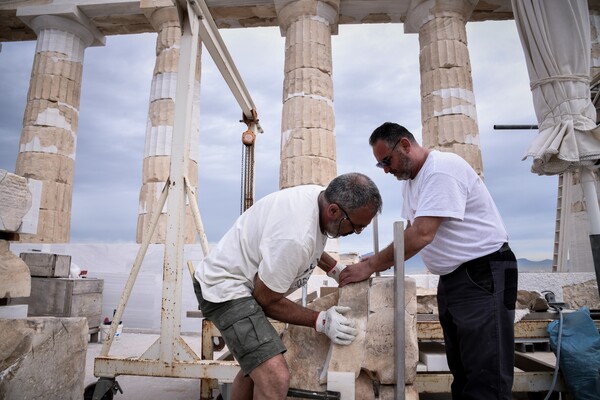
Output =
[{"x1": 375, "y1": 138, "x2": 401, "y2": 168}]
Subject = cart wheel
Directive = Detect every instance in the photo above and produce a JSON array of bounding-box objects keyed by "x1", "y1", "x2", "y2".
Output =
[{"x1": 84, "y1": 382, "x2": 114, "y2": 400}]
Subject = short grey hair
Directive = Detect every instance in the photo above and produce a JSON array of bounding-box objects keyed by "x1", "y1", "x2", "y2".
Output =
[{"x1": 324, "y1": 172, "x2": 382, "y2": 214}]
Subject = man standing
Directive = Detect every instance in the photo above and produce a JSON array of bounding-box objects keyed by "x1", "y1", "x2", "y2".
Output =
[
  {"x1": 340, "y1": 122, "x2": 517, "y2": 400},
  {"x1": 194, "y1": 172, "x2": 382, "y2": 400}
]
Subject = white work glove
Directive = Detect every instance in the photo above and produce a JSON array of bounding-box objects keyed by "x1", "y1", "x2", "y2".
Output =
[
  {"x1": 314, "y1": 306, "x2": 358, "y2": 345},
  {"x1": 326, "y1": 261, "x2": 347, "y2": 283}
]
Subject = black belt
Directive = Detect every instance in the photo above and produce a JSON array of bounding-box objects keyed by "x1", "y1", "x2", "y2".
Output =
[
  {"x1": 497, "y1": 242, "x2": 510, "y2": 253},
  {"x1": 443, "y1": 242, "x2": 510, "y2": 279}
]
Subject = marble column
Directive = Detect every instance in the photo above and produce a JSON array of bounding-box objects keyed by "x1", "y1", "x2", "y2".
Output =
[
  {"x1": 15, "y1": 15, "x2": 98, "y2": 242},
  {"x1": 405, "y1": 0, "x2": 482, "y2": 175},
  {"x1": 276, "y1": 0, "x2": 339, "y2": 189},
  {"x1": 138, "y1": 3, "x2": 200, "y2": 244}
]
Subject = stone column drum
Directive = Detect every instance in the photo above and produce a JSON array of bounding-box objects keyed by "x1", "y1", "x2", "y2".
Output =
[
  {"x1": 137, "y1": 3, "x2": 200, "y2": 244},
  {"x1": 406, "y1": 0, "x2": 483, "y2": 175},
  {"x1": 15, "y1": 15, "x2": 96, "y2": 242},
  {"x1": 276, "y1": 0, "x2": 339, "y2": 189}
]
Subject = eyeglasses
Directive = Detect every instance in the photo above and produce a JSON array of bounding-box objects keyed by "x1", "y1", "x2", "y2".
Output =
[
  {"x1": 375, "y1": 138, "x2": 401, "y2": 168},
  {"x1": 336, "y1": 203, "x2": 364, "y2": 234}
]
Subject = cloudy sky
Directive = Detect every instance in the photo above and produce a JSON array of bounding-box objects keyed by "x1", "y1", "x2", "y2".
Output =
[{"x1": 0, "y1": 19, "x2": 557, "y2": 262}]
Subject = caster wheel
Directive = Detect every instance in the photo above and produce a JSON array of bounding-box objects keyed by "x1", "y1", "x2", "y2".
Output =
[{"x1": 84, "y1": 383, "x2": 114, "y2": 400}]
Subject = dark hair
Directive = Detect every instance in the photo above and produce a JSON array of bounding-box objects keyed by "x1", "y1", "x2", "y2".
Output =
[
  {"x1": 324, "y1": 172, "x2": 382, "y2": 214},
  {"x1": 369, "y1": 122, "x2": 416, "y2": 147}
]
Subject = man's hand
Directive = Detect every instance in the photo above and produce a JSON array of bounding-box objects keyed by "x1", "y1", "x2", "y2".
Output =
[
  {"x1": 326, "y1": 261, "x2": 346, "y2": 283},
  {"x1": 338, "y1": 259, "x2": 374, "y2": 287},
  {"x1": 314, "y1": 306, "x2": 358, "y2": 345}
]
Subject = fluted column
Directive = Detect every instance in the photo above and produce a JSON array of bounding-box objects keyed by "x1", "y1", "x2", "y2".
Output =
[
  {"x1": 406, "y1": 0, "x2": 482, "y2": 175},
  {"x1": 137, "y1": 3, "x2": 200, "y2": 244},
  {"x1": 15, "y1": 15, "x2": 98, "y2": 242},
  {"x1": 276, "y1": 0, "x2": 339, "y2": 189}
]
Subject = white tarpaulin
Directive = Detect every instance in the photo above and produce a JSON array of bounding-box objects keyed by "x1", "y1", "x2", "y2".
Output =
[{"x1": 513, "y1": 0, "x2": 600, "y2": 175}]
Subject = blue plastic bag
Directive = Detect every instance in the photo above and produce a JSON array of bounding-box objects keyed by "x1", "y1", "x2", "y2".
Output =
[{"x1": 547, "y1": 307, "x2": 600, "y2": 400}]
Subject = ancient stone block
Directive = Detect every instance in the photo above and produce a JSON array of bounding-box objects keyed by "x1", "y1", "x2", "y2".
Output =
[
  {"x1": 148, "y1": 98, "x2": 175, "y2": 126},
  {"x1": 422, "y1": 114, "x2": 479, "y2": 149},
  {"x1": 420, "y1": 67, "x2": 473, "y2": 97},
  {"x1": 0, "y1": 317, "x2": 87, "y2": 399},
  {"x1": 141, "y1": 2, "x2": 180, "y2": 31},
  {"x1": 277, "y1": 0, "x2": 339, "y2": 33},
  {"x1": 279, "y1": 155, "x2": 336, "y2": 188},
  {"x1": 283, "y1": 67, "x2": 333, "y2": 99},
  {"x1": 23, "y1": 99, "x2": 79, "y2": 133},
  {"x1": 420, "y1": 40, "x2": 470, "y2": 71},
  {"x1": 362, "y1": 308, "x2": 418, "y2": 385},
  {"x1": 285, "y1": 17, "x2": 331, "y2": 48},
  {"x1": 282, "y1": 278, "x2": 419, "y2": 394},
  {"x1": 516, "y1": 289, "x2": 548, "y2": 311},
  {"x1": 27, "y1": 73, "x2": 81, "y2": 107},
  {"x1": 33, "y1": 53, "x2": 83, "y2": 82},
  {"x1": 0, "y1": 170, "x2": 32, "y2": 232},
  {"x1": 0, "y1": 240, "x2": 31, "y2": 298},
  {"x1": 421, "y1": 90, "x2": 477, "y2": 126},
  {"x1": 16, "y1": 152, "x2": 74, "y2": 184},
  {"x1": 142, "y1": 156, "x2": 171, "y2": 183},
  {"x1": 563, "y1": 279, "x2": 600, "y2": 310},
  {"x1": 33, "y1": 208, "x2": 70, "y2": 242},
  {"x1": 285, "y1": 41, "x2": 332, "y2": 73},
  {"x1": 283, "y1": 292, "x2": 339, "y2": 392},
  {"x1": 280, "y1": 128, "x2": 336, "y2": 159},
  {"x1": 136, "y1": 209, "x2": 196, "y2": 244},
  {"x1": 369, "y1": 276, "x2": 417, "y2": 315},
  {"x1": 40, "y1": 181, "x2": 72, "y2": 213},
  {"x1": 154, "y1": 46, "x2": 180, "y2": 74},
  {"x1": 419, "y1": 16, "x2": 466, "y2": 47},
  {"x1": 417, "y1": 287, "x2": 438, "y2": 314},
  {"x1": 327, "y1": 280, "x2": 369, "y2": 379},
  {"x1": 282, "y1": 96, "x2": 335, "y2": 131},
  {"x1": 20, "y1": 126, "x2": 76, "y2": 159}
]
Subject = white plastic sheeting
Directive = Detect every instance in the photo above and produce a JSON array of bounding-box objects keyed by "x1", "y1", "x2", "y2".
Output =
[{"x1": 513, "y1": 0, "x2": 600, "y2": 175}]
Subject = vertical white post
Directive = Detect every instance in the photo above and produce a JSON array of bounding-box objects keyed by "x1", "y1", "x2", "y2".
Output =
[
  {"x1": 160, "y1": 1, "x2": 199, "y2": 363},
  {"x1": 393, "y1": 221, "x2": 405, "y2": 400}
]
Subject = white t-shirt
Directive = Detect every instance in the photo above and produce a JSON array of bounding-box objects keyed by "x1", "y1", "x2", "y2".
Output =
[
  {"x1": 402, "y1": 150, "x2": 508, "y2": 275},
  {"x1": 195, "y1": 185, "x2": 327, "y2": 303}
]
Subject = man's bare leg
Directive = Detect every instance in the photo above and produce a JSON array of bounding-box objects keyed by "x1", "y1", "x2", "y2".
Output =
[
  {"x1": 230, "y1": 354, "x2": 289, "y2": 400},
  {"x1": 231, "y1": 370, "x2": 253, "y2": 400}
]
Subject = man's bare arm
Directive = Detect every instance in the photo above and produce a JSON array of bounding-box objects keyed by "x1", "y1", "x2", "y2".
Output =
[
  {"x1": 252, "y1": 275, "x2": 319, "y2": 327},
  {"x1": 339, "y1": 217, "x2": 443, "y2": 286}
]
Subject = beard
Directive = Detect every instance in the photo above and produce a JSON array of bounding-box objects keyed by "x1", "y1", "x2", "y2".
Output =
[
  {"x1": 324, "y1": 217, "x2": 350, "y2": 238},
  {"x1": 392, "y1": 155, "x2": 412, "y2": 180}
]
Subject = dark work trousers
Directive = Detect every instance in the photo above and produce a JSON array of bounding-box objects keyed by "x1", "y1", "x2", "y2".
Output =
[{"x1": 437, "y1": 243, "x2": 518, "y2": 400}]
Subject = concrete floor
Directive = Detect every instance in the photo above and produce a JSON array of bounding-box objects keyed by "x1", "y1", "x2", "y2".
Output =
[{"x1": 85, "y1": 331, "x2": 204, "y2": 399}]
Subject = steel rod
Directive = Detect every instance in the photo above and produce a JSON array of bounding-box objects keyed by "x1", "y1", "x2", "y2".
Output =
[
  {"x1": 493, "y1": 124, "x2": 538, "y2": 130},
  {"x1": 393, "y1": 221, "x2": 405, "y2": 400},
  {"x1": 184, "y1": 176, "x2": 210, "y2": 257}
]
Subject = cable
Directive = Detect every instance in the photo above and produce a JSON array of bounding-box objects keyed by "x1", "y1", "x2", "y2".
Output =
[{"x1": 541, "y1": 291, "x2": 564, "y2": 400}]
